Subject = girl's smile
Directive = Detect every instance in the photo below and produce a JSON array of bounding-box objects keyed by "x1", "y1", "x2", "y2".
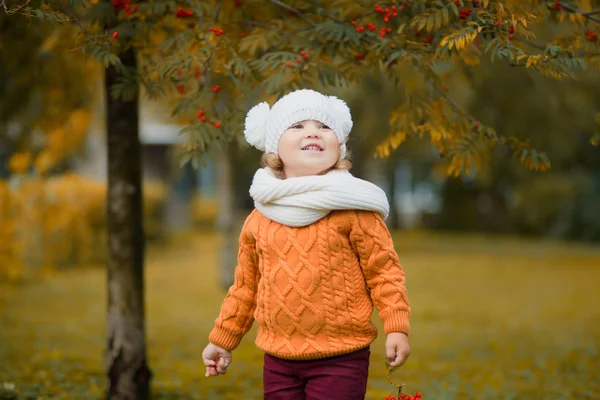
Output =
[{"x1": 278, "y1": 119, "x2": 340, "y2": 178}]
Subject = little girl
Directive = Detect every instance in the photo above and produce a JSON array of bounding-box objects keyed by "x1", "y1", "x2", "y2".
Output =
[{"x1": 202, "y1": 89, "x2": 411, "y2": 399}]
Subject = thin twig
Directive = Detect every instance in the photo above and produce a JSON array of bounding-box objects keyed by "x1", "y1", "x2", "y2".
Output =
[
  {"x1": 2, "y1": 0, "x2": 31, "y2": 14},
  {"x1": 269, "y1": 0, "x2": 316, "y2": 27},
  {"x1": 558, "y1": 3, "x2": 600, "y2": 23},
  {"x1": 210, "y1": 0, "x2": 223, "y2": 28},
  {"x1": 513, "y1": 35, "x2": 546, "y2": 51},
  {"x1": 55, "y1": 3, "x2": 87, "y2": 33},
  {"x1": 433, "y1": 85, "x2": 469, "y2": 119}
]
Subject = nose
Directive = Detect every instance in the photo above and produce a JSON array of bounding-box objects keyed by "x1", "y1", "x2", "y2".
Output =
[{"x1": 305, "y1": 130, "x2": 320, "y2": 139}]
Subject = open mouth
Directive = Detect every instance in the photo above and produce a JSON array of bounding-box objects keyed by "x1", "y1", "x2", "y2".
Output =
[{"x1": 301, "y1": 144, "x2": 323, "y2": 151}]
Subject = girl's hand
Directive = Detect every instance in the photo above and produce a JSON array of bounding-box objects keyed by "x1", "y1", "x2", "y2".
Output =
[
  {"x1": 385, "y1": 332, "x2": 411, "y2": 368},
  {"x1": 202, "y1": 342, "x2": 232, "y2": 377}
]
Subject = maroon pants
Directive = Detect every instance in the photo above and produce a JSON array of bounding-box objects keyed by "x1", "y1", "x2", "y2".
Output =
[{"x1": 263, "y1": 347, "x2": 370, "y2": 400}]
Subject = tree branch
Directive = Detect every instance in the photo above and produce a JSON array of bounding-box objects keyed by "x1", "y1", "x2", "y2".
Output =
[
  {"x1": 269, "y1": 0, "x2": 316, "y2": 27},
  {"x1": 513, "y1": 35, "x2": 546, "y2": 51},
  {"x1": 55, "y1": 3, "x2": 87, "y2": 33},
  {"x1": 210, "y1": 0, "x2": 223, "y2": 28},
  {"x1": 2, "y1": 0, "x2": 31, "y2": 14},
  {"x1": 558, "y1": 3, "x2": 600, "y2": 23},
  {"x1": 512, "y1": 35, "x2": 597, "y2": 59},
  {"x1": 582, "y1": 10, "x2": 600, "y2": 16}
]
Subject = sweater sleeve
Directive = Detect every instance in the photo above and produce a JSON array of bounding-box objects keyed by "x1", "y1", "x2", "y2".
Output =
[
  {"x1": 208, "y1": 211, "x2": 260, "y2": 351},
  {"x1": 349, "y1": 211, "x2": 411, "y2": 336}
]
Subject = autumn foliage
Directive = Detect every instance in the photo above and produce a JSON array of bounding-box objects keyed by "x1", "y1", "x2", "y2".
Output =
[
  {"x1": 3, "y1": 0, "x2": 600, "y2": 281},
  {"x1": 2, "y1": 0, "x2": 598, "y2": 172}
]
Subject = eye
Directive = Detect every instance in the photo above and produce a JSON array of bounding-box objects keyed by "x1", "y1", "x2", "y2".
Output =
[
  {"x1": 320, "y1": 124, "x2": 331, "y2": 130},
  {"x1": 290, "y1": 123, "x2": 303, "y2": 129}
]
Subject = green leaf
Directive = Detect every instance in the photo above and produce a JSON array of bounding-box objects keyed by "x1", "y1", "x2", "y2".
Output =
[
  {"x1": 179, "y1": 153, "x2": 192, "y2": 168},
  {"x1": 387, "y1": 50, "x2": 407, "y2": 66},
  {"x1": 531, "y1": 149, "x2": 539, "y2": 169}
]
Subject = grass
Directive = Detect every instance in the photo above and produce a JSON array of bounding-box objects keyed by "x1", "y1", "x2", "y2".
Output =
[{"x1": 1, "y1": 230, "x2": 599, "y2": 399}]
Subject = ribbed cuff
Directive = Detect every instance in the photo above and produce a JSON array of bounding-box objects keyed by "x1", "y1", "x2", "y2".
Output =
[
  {"x1": 381, "y1": 310, "x2": 411, "y2": 336},
  {"x1": 208, "y1": 326, "x2": 243, "y2": 352}
]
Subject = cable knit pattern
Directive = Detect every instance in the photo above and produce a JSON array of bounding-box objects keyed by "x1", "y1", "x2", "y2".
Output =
[{"x1": 208, "y1": 209, "x2": 411, "y2": 361}]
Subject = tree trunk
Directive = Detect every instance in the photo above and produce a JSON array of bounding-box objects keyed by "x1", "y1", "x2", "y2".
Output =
[
  {"x1": 215, "y1": 147, "x2": 236, "y2": 290},
  {"x1": 105, "y1": 46, "x2": 152, "y2": 400},
  {"x1": 386, "y1": 158, "x2": 400, "y2": 230}
]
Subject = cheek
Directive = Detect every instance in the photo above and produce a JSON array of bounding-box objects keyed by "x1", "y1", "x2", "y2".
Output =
[
  {"x1": 277, "y1": 135, "x2": 297, "y2": 161},
  {"x1": 325, "y1": 136, "x2": 341, "y2": 157}
]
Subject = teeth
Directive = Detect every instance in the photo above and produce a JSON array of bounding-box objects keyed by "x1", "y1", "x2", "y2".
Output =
[{"x1": 303, "y1": 146, "x2": 321, "y2": 151}]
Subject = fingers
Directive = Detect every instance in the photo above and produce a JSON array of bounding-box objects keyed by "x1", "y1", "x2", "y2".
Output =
[
  {"x1": 386, "y1": 343, "x2": 411, "y2": 368},
  {"x1": 216, "y1": 358, "x2": 230, "y2": 374},
  {"x1": 388, "y1": 348, "x2": 411, "y2": 367},
  {"x1": 204, "y1": 359, "x2": 230, "y2": 377},
  {"x1": 202, "y1": 344, "x2": 233, "y2": 378}
]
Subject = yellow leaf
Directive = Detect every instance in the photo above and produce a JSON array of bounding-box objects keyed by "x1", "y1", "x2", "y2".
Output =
[
  {"x1": 35, "y1": 151, "x2": 56, "y2": 175},
  {"x1": 447, "y1": 156, "x2": 464, "y2": 177},
  {"x1": 526, "y1": 56, "x2": 535, "y2": 68},
  {"x1": 427, "y1": 15, "x2": 434, "y2": 32},
  {"x1": 9, "y1": 152, "x2": 31, "y2": 174}
]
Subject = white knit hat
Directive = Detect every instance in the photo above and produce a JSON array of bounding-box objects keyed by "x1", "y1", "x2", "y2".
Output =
[{"x1": 244, "y1": 89, "x2": 353, "y2": 159}]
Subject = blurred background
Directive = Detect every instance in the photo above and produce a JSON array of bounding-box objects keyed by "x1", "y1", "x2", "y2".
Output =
[{"x1": 1, "y1": 10, "x2": 600, "y2": 400}]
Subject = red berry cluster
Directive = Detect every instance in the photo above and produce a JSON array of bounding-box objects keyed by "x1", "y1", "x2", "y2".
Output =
[
  {"x1": 125, "y1": 4, "x2": 138, "y2": 16},
  {"x1": 111, "y1": 0, "x2": 126, "y2": 12},
  {"x1": 196, "y1": 110, "x2": 221, "y2": 128},
  {"x1": 210, "y1": 85, "x2": 221, "y2": 93},
  {"x1": 234, "y1": 0, "x2": 243, "y2": 7},
  {"x1": 112, "y1": 0, "x2": 138, "y2": 16},
  {"x1": 554, "y1": 1, "x2": 565, "y2": 11},
  {"x1": 176, "y1": 83, "x2": 186, "y2": 94},
  {"x1": 508, "y1": 24, "x2": 515, "y2": 40},
  {"x1": 587, "y1": 28, "x2": 598, "y2": 42},
  {"x1": 384, "y1": 392, "x2": 422, "y2": 400},
  {"x1": 352, "y1": 3, "x2": 404, "y2": 37},
  {"x1": 285, "y1": 51, "x2": 307, "y2": 67},
  {"x1": 375, "y1": 3, "x2": 399, "y2": 23},
  {"x1": 175, "y1": 7, "x2": 193, "y2": 17},
  {"x1": 458, "y1": 8, "x2": 472, "y2": 19},
  {"x1": 209, "y1": 27, "x2": 225, "y2": 36}
]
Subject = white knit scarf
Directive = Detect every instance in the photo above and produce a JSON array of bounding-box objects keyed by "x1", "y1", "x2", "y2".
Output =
[{"x1": 249, "y1": 168, "x2": 390, "y2": 227}]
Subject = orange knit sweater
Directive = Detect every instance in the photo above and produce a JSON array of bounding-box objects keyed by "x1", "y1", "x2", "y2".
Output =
[{"x1": 208, "y1": 209, "x2": 411, "y2": 360}]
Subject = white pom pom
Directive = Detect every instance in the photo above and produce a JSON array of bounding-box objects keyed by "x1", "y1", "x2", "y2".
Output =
[
  {"x1": 244, "y1": 102, "x2": 270, "y2": 151},
  {"x1": 328, "y1": 96, "x2": 353, "y2": 137}
]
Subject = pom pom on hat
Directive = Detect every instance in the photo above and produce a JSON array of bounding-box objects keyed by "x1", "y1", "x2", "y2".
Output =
[
  {"x1": 244, "y1": 102, "x2": 270, "y2": 151},
  {"x1": 328, "y1": 96, "x2": 353, "y2": 135}
]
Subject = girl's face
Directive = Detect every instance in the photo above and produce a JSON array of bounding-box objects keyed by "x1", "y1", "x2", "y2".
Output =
[{"x1": 278, "y1": 119, "x2": 340, "y2": 178}]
